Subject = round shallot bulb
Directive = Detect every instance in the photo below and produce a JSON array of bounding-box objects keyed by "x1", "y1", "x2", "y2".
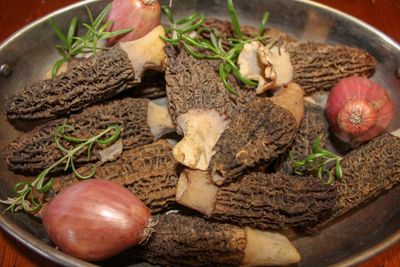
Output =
[
  {"x1": 107, "y1": 0, "x2": 161, "y2": 45},
  {"x1": 326, "y1": 76, "x2": 393, "y2": 145},
  {"x1": 40, "y1": 179, "x2": 153, "y2": 261}
]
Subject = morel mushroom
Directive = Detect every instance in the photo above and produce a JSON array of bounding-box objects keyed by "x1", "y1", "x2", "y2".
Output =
[
  {"x1": 4, "y1": 98, "x2": 174, "y2": 174},
  {"x1": 310, "y1": 129, "x2": 400, "y2": 231},
  {"x1": 277, "y1": 100, "x2": 330, "y2": 174},
  {"x1": 138, "y1": 212, "x2": 301, "y2": 266},
  {"x1": 209, "y1": 83, "x2": 304, "y2": 185},
  {"x1": 176, "y1": 169, "x2": 337, "y2": 230},
  {"x1": 51, "y1": 140, "x2": 180, "y2": 213},
  {"x1": 165, "y1": 46, "x2": 233, "y2": 171},
  {"x1": 238, "y1": 41, "x2": 376, "y2": 95},
  {"x1": 5, "y1": 26, "x2": 166, "y2": 120}
]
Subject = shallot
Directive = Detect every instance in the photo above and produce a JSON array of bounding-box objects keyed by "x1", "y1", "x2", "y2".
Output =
[
  {"x1": 326, "y1": 76, "x2": 393, "y2": 145},
  {"x1": 107, "y1": 0, "x2": 161, "y2": 45},
  {"x1": 40, "y1": 179, "x2": 154, "y2": 261}
]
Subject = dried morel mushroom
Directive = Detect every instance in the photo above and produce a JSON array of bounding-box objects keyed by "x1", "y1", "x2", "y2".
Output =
[
  {"x1": 176, "y1": 169, "x2": 337, "y2": 230},
  {"x1": 4, "y1": 98, "x2": 174, "y2": 174},
  {"x1": 277, "y1": 100, "x2": 330, "y2": 174},
  {"x1": 5, "y1": 26, "x2": 166, "y2": 120},
  {"x1": 310, "y1": 130, "x2": 400, "y2": 231},
  {"x1": 209, "y1": 83, "x2": 304, "y2": 185},
  {"x1": 51, "y1": 140, "x2": 180, "y2": 213},
  {"x1": 138, "y1": 212, "x2": 301, "y2": 266},
  {"x1": 165, "y1": 46, "x2": 233, "y2": 171},
  {"x1": 239, "y1": 41, "x2": 376, "y2": 95},
  {"x1": 288, "y1": 42, "x2": 377, "y2": 95}
]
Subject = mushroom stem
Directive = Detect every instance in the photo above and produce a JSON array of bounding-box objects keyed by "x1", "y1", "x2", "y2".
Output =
[
  {"x1": 147, "y1": 101, "x2": 175, "y2": 139},
  {"x1": 118, "y1": 25, "x2": 166, "y2": 82},
  {"x1": 271, "y1": 82, "x2": 305, "y2": 127},
  {"x1": 391, "y1": 128, "x2": 400, "y2": 138},
  {"x1": 173, "y1": 109, "x2": 229, "y2": 170},
  {"x1": 176, "y1": 169, "x2": 217, "y2": 215},
  {"x1": 242, "y1": 227, "x2": 301, "y2": 266}
]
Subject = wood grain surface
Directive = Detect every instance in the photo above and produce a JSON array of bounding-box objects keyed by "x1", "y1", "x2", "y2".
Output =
[{"x1": 0, "y1": 0, "x2": 399, "y2": 266}]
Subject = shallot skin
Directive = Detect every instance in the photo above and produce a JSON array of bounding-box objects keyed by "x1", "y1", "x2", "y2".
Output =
[
  {"x1": 41, "y1": 179, "x2": 151, "y2": 261},
  {"x1": 107, "y1": 0, "x2": 161, "y2": 45},
  {"x1": 326, "y1": 76, "x2": 393, "y2": 145}
]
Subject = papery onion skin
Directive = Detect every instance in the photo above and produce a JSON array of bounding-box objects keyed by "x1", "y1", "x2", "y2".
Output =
[
  {"x1": 107, "y1": 0, "x2": 161, "y2": 45},
  {"x1": 326, "y1": 76, "x2": 393, "y2": 145},
  {"x1": 41, "y1": 179, "x2": 152, "y2": 261}
]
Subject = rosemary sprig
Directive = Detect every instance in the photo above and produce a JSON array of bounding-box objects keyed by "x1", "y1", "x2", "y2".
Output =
[
  {"x1": 3, "y1": 125, "x2": 121, "y2": 213},
  {"x1": 49, "y1": 4, "x2": 132, "y2": 77},
  {"x1": 290, "y1": 136, "x2": 343, "y2": 185},
  {"x1": 161, "y1": 0, "x2": 270, "y2": 94}
]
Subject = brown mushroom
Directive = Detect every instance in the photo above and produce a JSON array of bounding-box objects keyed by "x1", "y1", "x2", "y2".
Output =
[
  {"x1": 5, "y1": 26, "x2": 167, "y2": 120},
  {"x1": 165, "y1": 46, "x2": 233, "y2": 171},
  {"x1": 209, "y1": 83, "x2": 304, "y2": 185},
  {"x1": 138, "y1": 212, "x2": 301, "y2": 266},
  {"x1": 288, "y1": 42, "x2": 376, "y2": 95},
  {"x1": 238, "y1": 41, "x2": 376, "y2": 95},
  {"x1": 4, "y1": 98, "x2": 174, "y2": 174},
  {"x1": 51, "y1": 140, "x2": 180, "y2": 213},
  {"x1": 309, "y1": 130, "x2": 400, "y2": 231},
  {"x1": 176, "y1": 169, "x2": 337, "y2": 230}
]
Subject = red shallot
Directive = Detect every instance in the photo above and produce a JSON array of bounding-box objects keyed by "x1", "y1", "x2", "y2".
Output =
[
  {"x1": 107, "y1": 0, "x2": 161, "y2": 45},
  {"x1": 326, "y1": 76, "x2": 393, "y2": 145},
  {"x1": 40, "y1": 179, "x2": 154, "y2": 261}
]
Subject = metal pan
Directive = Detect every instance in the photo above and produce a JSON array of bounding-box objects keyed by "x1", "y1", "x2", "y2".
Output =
[{"x1": 0, "y1": 0, "x2": 399, "y2": 266}]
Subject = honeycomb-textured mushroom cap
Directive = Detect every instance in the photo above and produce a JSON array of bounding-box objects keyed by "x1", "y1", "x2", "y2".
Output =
[
  {"x1": 287, "y1": 42, "x2": 377, "y2": 95},
  {"x1": 138, "y1": 213, "x2": 300, "y2": 266},
  {"x1": 335, "y1": 132, "x2": 400, "y2": 217},
  {"x1": 51, "y1": 140, "x2": 180, "y2": 213},
  {"x1": 209, "y1": 96, "x2": 299, "y2": 185},
  {"x1": 5, "y1": 47, "x2": 134, "y2": 120},
  {"x1": 4, "y1": 98, "x2": 174, "y2": 174},
  {"x1": 176, "y1": 169, "x2": 337, "y2": 230},
  {"x1": 165, "y1": 46, "x2": 234, "y2": 170},
  {"x1": 5, "y1": 26, "x2": 167, "y2": 120},
  {"x1": 165, "y1": 46, "x2": 233, "y2": 130}
]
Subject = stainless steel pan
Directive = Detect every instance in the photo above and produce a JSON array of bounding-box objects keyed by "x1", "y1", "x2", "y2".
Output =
[{"x1": 0, "y1": 0, "x2": 399, "y2": 266}]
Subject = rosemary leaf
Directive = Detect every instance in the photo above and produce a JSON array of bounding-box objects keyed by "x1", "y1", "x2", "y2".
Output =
[
  {"x1": 49, "y1": 18, "x2": 68, "y2": 46},
  {"x1": 67, "y1": 17, "x2": 78, "y2": 48},
  {"x1": 258, "y1": 11, "x2": 270, "y2": 37},
  {"x1": 227, "y1": 0, "x2": 243, "y2": 38}
]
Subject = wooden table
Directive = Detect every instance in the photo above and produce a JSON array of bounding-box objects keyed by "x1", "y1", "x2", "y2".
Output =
[{"x1": 0, "y1": 0, "x2": 399, "y2": 266}]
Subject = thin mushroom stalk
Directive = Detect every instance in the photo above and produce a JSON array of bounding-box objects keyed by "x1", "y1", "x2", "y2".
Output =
[
  {"x1": 5, "y1": 26, "x2": 166, "y2": 120},
  {"x1": 138, "y1": 212, "x2": 301, "y2": 266},
  {"x1": 4, "y1": 98, "x2": 174, "y2": 174}
]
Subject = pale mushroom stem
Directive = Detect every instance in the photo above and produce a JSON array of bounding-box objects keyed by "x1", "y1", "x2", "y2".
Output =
[{"x1": 118, "y1": 25, "x2": 166, "y2": 82}]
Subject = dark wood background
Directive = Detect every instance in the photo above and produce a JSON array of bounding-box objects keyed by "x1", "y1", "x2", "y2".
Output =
[{"x1": 0, "y1": 0, "x2": 399, "y2": 266}]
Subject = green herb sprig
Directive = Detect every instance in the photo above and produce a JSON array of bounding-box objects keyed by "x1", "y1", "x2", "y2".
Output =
[
  {"x1": 49, "y1": 4, "x2": 132, "y2": 77},
  {"x1": 290, "y1": 136, "x2": 343, "y2": 185},
  {"x1": 161, "y1": 0, "x2": 270, "y2": 94},
  {"x1": 3, "y1": 125, "x2": 121, "y2": 213}
]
